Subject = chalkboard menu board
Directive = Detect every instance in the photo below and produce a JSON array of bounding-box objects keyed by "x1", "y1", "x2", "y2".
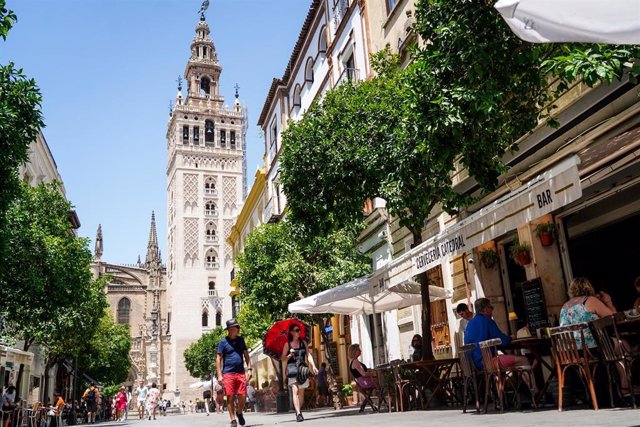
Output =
[
  {"x1": 522, "y1": 278, "x2": 549, "y2": 331},
  {"x1": 326, "y1": 342, "x2": 339, "y2": 376}
]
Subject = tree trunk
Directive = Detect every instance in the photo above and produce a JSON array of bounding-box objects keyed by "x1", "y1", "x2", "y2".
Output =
[
  {"x1": 15, "y1": 337, "x2": 34, "y2": 399},
  {"x1": 312, "y1": 314, "x2": 343, "y2": 410},
  {"x1": 412, "y1": 231, "x2": 434, "y2": 361},
  {"x1": 43, "y1": 358, "x2": 55, "y2": 404}
]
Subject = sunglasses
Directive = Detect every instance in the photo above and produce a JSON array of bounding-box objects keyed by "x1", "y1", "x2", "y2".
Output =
[{"x1": 292, "y1": 328, "x2": 301, "y2": 333}]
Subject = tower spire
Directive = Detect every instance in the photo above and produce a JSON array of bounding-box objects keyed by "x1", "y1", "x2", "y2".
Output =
[
  {"x1": 94, "y1": 224, "x2": 103, "y2": 261},
  {"x1": 145, "y1": 211, "x2": 160, "y2": 269}
]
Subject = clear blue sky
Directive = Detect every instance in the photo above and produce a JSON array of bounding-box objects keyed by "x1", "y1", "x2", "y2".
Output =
[{"x1": 3, "y1": 0, "x2": 310, "y2": 264}]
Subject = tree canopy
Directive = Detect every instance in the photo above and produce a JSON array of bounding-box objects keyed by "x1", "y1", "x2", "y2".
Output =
[
  {"x1": 236, "y1": 221, "x2": 370, "y2": 328},
  {"x1": 184, "y1": 327, "x2": 227, "y2": 380}
]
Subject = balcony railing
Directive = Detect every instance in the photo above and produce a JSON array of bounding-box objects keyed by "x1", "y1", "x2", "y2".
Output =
[
  {"x1": 206, "y1": 261, "x2": 220, "y2": 269},
  {"x1": 204, "y1": 188, "x2": 218, "y2": 197},
  {"x1": 206, "y1": 234, "x2": 218, "y2": 243},
  {"x1": 205, "y1": 209, "x2": 218, "y2": 217},
  {"x1": 208, "y1": 289, "x2": 218, "y2": 297},
  {"x1": 335, "y1": 68, "x2": 360, "y2": 87}
]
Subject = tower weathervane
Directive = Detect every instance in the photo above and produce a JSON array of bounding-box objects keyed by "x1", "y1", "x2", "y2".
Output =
[
  {"x1": 177, "y1": 75, "x2": 183, "y2": 91},
  {"x1": 199, "y1": 0, "x2": 210, "y2": 20},
  {"x1": 234, "y1": 83, "x2": 240, "y2": 99}
]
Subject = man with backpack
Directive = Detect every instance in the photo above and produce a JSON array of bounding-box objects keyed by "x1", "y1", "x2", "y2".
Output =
[{"x1": 82, "y1": 382, "x2": 100, "y2": 424}]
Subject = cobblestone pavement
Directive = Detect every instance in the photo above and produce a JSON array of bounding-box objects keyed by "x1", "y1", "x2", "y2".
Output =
[{"x1": 96, "y1": 406, "x2": 640, "y2": 427}]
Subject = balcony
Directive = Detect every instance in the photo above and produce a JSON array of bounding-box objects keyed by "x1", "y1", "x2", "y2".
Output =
[
  {"x1": 205, "y1": 209, "x2": 218, "y2": 217},
  {"x1": 263, "y1": 198, "x2": 282, "y2": 224},
  {"x1": 335, "y1": 68, "x2": 360, "y2": 87},
  {"x1": 208, "y1": 289, "x2": 218, "y2": 297},
  {"x1": 206, "y1": 235, "x2": 218, "y2": 243},
  {"x1": 204, "y1": 188, "x2": 218, "y2": 197},
  {"x1": 332, "y1": 0, "x2": 350, "y2": 33},
  {"x1": 206, "y1": 261, "x2": 220, "y2": 269}
]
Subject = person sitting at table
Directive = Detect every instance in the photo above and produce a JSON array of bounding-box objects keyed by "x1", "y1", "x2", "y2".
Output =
[
  {"x1": 455, "y1": 303, "x2": 474, "y2": 351},
  {"x1": 559, "y1": 277, "x2": 616, "y2": 350},
  {"x1": 50, "y1": 391, "x2": 65, "y2": 427},
  {"x1": 348, "y1": 344, "x2": 380, "y2": 390},
  {"x1": 410, "y1": 334, "x2": 422, "y2": 361},
  {"x1": 464, "y1": 298, "x2": 530, "y2": 370}
]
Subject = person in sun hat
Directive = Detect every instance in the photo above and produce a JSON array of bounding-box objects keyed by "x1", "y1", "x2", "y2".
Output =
[{"x1": 217, "y1": 318, "x2": 252, "y2": 427}]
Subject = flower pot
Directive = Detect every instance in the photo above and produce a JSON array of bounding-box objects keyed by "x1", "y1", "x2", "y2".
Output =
[
  {"x1": 345, "y1": 396, "x2": 354, "y2": 406},
  {"x1": 516, "y1": 251, "x2": 531, "y2": 266},
  {"x1": 539, "y1": 231, "x2": 554, "y2": 247}
]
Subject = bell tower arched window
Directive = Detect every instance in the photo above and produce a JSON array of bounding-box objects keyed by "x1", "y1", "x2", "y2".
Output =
[
  {"x1": 202, "y1": 310, "x2": 209, "y2": 327},
  {"x1": 216, "y1": 311, "x2": 222, "y2": 327},
  {"x1": 205, "y1": 201, "x2": 217, "y2": 217},
  {"x1": 206, "y1": 222, "x2": 217, "y2": 242},
  {"x1": 205, "y1": 120, "x2": 215, "y2": 144},
  {"x1": 117, "y1": 298, "x2": 131, "y2": 325},
  {"x1": 200, "y1": 77, "x2": 211, "y2": 96},
  {"x1": 204, "y1": 177, "x2": 216, "y2": 195},
  {"x1": 205, "y1": 248, "x2": 218, "y2": 269}
]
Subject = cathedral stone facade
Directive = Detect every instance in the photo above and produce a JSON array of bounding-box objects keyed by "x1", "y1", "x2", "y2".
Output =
[
  {"x1": 165, "y1": 14, "x2": 247, "y2": 400},
  {"x1": 91, "y1": 213, "x2": 170, "y2": 392}
]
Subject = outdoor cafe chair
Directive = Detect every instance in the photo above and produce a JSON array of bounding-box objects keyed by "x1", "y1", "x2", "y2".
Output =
[
  {"x1": 458, "y1": 343, "x2": 481, "y2": 413},
  {"x1": 549, "y1": 323, "x2": 599, "y2": 411},
  {"x1": 589, "y1": 315, "x2": 637, "y2": 408},
  {"x1": 479, "y1": 338, "x2": 537, "y2": 414},
  {"x1": 390, "y1": 359, "x2": 423, "y2": 412}
]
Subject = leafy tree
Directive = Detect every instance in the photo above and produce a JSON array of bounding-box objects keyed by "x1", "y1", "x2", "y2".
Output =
[
  {"x1": 184, "y1": 327, "x2": 227, "y2": 379},
  {"x1": 236, "y1": 222, "x2": 370, "y2": 321},
  {"x1": 236, "y1": 303, "x2": 273, "y2": 349},
  {"x1": 0, "y1": 182, "x2": 106, "y2": 392},
  {"x1": 281, "y1": 0, "x2": 639, "y2": 360},
  {"x1": 79, "y1": 310, "x2": 132, "y2": 386},
  {"x1": 0, "y1": 1, "x2": 44, "y2": 221}
]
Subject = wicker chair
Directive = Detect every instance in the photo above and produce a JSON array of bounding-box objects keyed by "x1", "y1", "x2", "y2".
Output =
[
  {"x1": 589, "y1": 315, "x2": 637, "y2": 408},
  {"x1": 479, "y1": 338, "x2": 536, "y2": 413},
  {"x1": 458, "y1": 343, "x2": 481, "y2": 413},
  {"x1": 549, "y1": 323, "x2": 599, "y2": 411}
]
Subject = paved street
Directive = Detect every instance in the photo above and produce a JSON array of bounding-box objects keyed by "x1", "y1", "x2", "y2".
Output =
[{"x1": 101, "y1": 406, "x2": 640, "y2": 427}]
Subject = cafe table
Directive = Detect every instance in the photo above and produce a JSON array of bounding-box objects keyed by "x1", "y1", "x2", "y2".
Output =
[
  {"x1": 507, "y1": 337, "x2": 555, "y2": 404},
  {"x1": 399, "y1": 358, "x2": 461, "y2": 409}
]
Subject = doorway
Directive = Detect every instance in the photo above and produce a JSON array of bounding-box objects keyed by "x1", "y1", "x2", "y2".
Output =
[{"x1": 498, "y1": 237, "x2": 529, "y2": 334}]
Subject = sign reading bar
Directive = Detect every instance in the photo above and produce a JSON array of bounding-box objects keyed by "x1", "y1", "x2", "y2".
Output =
[
  {"x1": 521, "y1": 278, "x2": 549, "y2": 331},
  {"x1": 411, "y1": 156, "x2": 582, "y2": 276}
]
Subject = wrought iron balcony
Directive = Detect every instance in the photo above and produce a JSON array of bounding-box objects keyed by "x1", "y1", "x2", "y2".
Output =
[{"x1": 335, "y1": 68, "x2": 359, "y2": 87}]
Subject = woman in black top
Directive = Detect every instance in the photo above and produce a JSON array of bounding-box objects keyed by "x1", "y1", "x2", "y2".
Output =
[
  {"x1": 348, "y1": 344, "x2": 379, "y2": 390},
  {"x1": 281, "y1": 323, "x2": 317, "y2": 422}
]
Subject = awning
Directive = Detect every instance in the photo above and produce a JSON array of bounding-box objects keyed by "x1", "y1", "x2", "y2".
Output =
[
  {"x1": 0, "y1": 345, "x2": 35, "y2": 367},
  {"x1": 288, "y1": 275, "x2": 451, "y2": 316},
  {"x1": 494, "y1": 0, "x2": 640, "y2": 44},
  {"x1": 373, "y1": 155, "x2": 582, "y2": 287}
]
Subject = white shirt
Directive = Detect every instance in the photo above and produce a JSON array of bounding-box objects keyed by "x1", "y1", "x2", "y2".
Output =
[{"x1": 136, "y1": 386, "x2": 148, "y2": 401}]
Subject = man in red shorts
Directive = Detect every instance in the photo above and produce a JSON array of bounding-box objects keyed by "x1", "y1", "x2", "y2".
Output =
[{"x1": 217, "y1": 318, "x2": 252, "y2": 427}]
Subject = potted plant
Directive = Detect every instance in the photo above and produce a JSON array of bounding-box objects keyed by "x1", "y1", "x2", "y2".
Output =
[
  {"x1": 510, "y1": 242, "x2": 532, "y2": 266},
  {"x1": 341, "y1": 383, "x2": 354, "y2": 406},
  {"x1": 479, "y1": 248, "x2": 499, "y2": 269},
  {"x1": 534, "y1": 222, "x2": 556, "y2": 247}
]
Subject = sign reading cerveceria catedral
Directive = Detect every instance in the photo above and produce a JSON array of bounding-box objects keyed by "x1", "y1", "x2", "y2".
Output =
[{"x1": 412, "y1": 156, "x2": 582, "y2": 276}]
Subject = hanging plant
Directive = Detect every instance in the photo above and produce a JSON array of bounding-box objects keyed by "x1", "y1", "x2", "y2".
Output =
[
  {"x1": 534, "y1": 222, "x2": 556, "y2": 247},
  {"x1": 479, "y1": 248, "x2": 499, "y2": 269},
  {"x1": 509, "y1": 242, "x2": 532, "y2": 266}
]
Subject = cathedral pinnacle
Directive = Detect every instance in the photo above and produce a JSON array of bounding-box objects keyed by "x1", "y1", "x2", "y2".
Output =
[
  {"x1": 94, "y1": 224, "x2": 103, "y2": 261},
  {"x1": 145, "y1": 211, "x2": 161, "y2": 269}
]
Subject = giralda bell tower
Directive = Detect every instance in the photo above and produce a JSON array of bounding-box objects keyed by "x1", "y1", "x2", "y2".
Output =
[{"x1": 165, "y1": 5, "x2": 246, "y2": 398}]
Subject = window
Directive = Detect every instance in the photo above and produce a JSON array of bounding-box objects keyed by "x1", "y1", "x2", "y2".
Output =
[
  {"x1": 386, "y1": 0, "x2": 397, "y2": 13},
  {"x1": 345, "y1": 54, "x2": 356, "y2": 80},
  {"x1": 208, "y1": 281, "x2": 216, "y2": 290},
  {"x1": 117, "y1": 298, "x2": 131, "y2": 325},
  {"x1": 205, "y1": 248, "x2": 218, "y2": 268},
  {"x1": 205, "y1": 120, "x2": 215, "y2": 144},
  {"x1": 232, "y1": 296, "x2": 240, "y2": 318},
  {"x1": 193, "y1": 126, "x2": 200, "y2": 145},
  {"x1": 304, "y1": 57, "x2": 314, "y2": 83},
  {"x1": 182, "y1": 125, "x2": 189, "y2": 144},
  {"x1": 220, "y1": 129, "x2": 226, "y2": 148},
  {"x1": 206, "y1": 222, "x2": 217, "y2": 242},
  {"x1": 293, "y1": 84, "x2": 302, "y2": 108},
  {"x1": 318, "y1": 25, "x2": 328, "y2": 54},
  {"x1": 202, "y1": 311, "x2": 209, "y2": 327},
  {"x1": 200, "y1": 77, "x2": 211, "y2": 96},
  {"x1": 269, "y1": 120, "x2": 278, "y2": 158},
  {"x1": 204, "y1": 177, "x2": 216, "y2": 195},
  {"x1": 215, "y1": 311, "x2": 222, "y2": 327},
  {"x1": 205, "y1": 201, "x2": 217, "y2": 216},
  {"x1": 230, "y1": 130, "x2": 236, "y2": 149}
]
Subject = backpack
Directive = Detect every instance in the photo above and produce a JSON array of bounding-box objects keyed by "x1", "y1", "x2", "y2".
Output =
[{"x1": 86, "y1": 388, "x2": 96, "y2": 403}]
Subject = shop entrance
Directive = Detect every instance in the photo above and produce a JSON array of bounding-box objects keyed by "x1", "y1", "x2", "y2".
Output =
[
  {"x1": 565, "y1": 212, "x2": 640, "y2": 311},
  {"x1": 498, "y1": 237, "x2": 529, "y2": 334}
]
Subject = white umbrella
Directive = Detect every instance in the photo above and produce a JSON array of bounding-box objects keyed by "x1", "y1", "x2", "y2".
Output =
[
  {"x1": 188, "y1": 380, "x2": 212, "y2": 389},
  {"x1": 494, "y1": 0, "x2": 640, "y2": 44},
  {"x1": 287, "y1": 276, "x2": 450, "y2": 316}
]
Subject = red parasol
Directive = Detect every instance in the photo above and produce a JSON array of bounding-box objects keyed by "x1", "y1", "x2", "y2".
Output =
[{"x1": 262, "y1": 318, "x2": 310, "y2": 360}]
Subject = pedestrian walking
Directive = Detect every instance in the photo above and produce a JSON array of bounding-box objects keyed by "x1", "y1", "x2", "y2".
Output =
[
  {"x1": 82, "y1": 382, "x2": 100, "y2": 424},
  {"x1": 315, "y1": 363, "x2": 330, "y2": 407},
  {"x1": 217, "y1": 318, "x2": 252, "y2": 427},
  {"x1": 125, "y1": 387, "x2": 132, "y2": 420},
  {"x1": 145, "y1": 382, "x2": 161, "y2": 420},
  {"x1": 212, "y1": 376, "x2": 224, "y2": 414},
  {"x1": 281, "y1": 323, "x2": 318, "y2": 422},
  {"x1": 135, "y1": 380, "x2": 148, "y2": 420},
  {"x1": 115, "y1": 386, "x2": 127, "y2": 421},
  {"x1": 203, "y1": 377, "x2": 213, "y2": 416}
]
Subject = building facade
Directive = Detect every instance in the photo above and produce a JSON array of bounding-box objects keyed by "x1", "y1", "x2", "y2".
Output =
[{"x1": 165, "y1": 13, "x2": 247, "y2": 400}]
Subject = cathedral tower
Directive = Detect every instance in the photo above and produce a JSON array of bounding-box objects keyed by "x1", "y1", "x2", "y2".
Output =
[{"x1": 166, "y1": 10, "x2": 246, "y2": 397}]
